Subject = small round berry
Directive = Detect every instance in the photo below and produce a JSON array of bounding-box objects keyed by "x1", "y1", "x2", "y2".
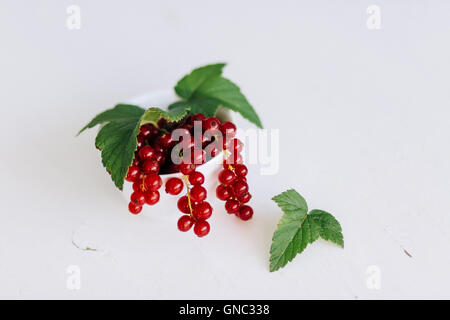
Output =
[
  {"x1": 194, "y1": 202, "x2": 213, "y2": 220},
  {"x1": 190, "y1": 185, "x2": 207, "y2": 202},
  {"x1": 192, "y1": 113, "x2": 206, "y2": 123},
  {"x1": 234, "y1": 164, "x2": 248, "y2": 177},
  {"x1": 218, "y1": 169, "x2": 236, "y2": 185},
  {"x1": 177, "y1": 196, "x2": 191, "y2": 214},
  {"x1": 220, "y1": 121, "x2": 237, "y2": 138},
  {"x1": 144, "y1": 174, "x2": 162, "y2": 191},
  {"x1": 232, "y1": 179, "x2": 249, "y2": 196},
  {"x1": 216, "y1": 184, "x2": 232, "y2": 201},
  {"x1": 136, "y1": 135, "x2": 145, "y2": 149},
  {"x1": 203, "y1": 117, "x2": 221, "y2": 133},
  {"x1": 178, "y1": 215, "x2": 194, "y2": 232},
  {"x1": 237, "y1": 192, "x2": 252, "y2": 204},
  {"x1": 128, "y1": 202, "x2": 142, "y2": 215},
  {"x1": 139, "y1": 124, "x2": 155, "y2": 139},
  {"x1": 165, "y1": 177, "x2": 184, "y2": 195},
  {"x1": 145, "y1": 190, "x2": 160, "y2": 205},
  {"x1": 152, "y1": 144, "x2": 165, "y2": 154},
  {"x1": 142, "y1": 160, "x2": 160, "y2": 174},
  {"x1": 179, "y1": 162, "x2": 196, "y2": 175},
  {"x1": 231, "y1": 139, "x2": 243, "y2": 154},
  {"x1": 153, "y1": 151, "x2": 165, "y2": 166},
  {"x1": 130, "y1": 191, "x2": 146, "y2": 206},
  {"x1": 238, "y1": 205, "x2": 253, "y2": 221},
  {"x1": 132, "y1": 157, "x2": 140, "y2": 166},
  {"x1": 225, "y1": 199, "x2": 240, "y2": 214},
  {"x1": 132, "y1": 180, "x2": 143, "y2": 192},
  {"x1": 226, "y1": 152, "x2": 243, "y2": 165},
  {"x1": 158, "y1": 133, "x2": 175, "y2": 148},
  {"x1": 188, "y1": 171, "x2": 204, "y2": 185},
  {"x1": 194, "y1": 220, "x2": 210, "y2": 237},
  {"x1": 125, "y1": 165, "x2": 141, "y2": 182},
  {"x1": 139, "y1": 145, "x2": 154, "y2": 161}
]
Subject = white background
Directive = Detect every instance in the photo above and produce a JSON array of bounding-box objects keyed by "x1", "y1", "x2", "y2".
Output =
[{"x1": 1, "y1": 0, "x2": 450, "y2": 299}]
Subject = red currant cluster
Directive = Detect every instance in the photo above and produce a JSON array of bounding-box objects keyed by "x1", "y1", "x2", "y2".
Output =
[{"x1": 124, "y1": 112, "x2": 253, "y2": 237}]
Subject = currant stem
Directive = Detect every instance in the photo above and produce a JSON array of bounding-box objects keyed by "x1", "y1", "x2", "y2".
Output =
[{"x1": 182, "y1": 175, "x2": 195, "y2": 220}]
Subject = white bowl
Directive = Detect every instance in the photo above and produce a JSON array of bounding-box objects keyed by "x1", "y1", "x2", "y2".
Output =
[{"x1": 122, "y1": 90, "x2": 230, "y2": 221}]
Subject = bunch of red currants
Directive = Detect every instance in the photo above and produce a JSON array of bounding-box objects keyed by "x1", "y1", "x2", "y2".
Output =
[{"x1": 124, "y1": 113, "x2": 253, "y2": 237}]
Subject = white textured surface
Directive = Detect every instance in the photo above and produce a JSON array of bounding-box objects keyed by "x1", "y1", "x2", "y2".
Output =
[{"x1": 1, "y1": 0, "x2": 450, "y2": 299}]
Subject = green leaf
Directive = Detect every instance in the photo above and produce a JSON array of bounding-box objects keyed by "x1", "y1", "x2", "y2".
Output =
[
  {"x1": 175, "y1": 63, "x2": 226, "y2": 99},
  {"x1": 140, "y1": 105, "x2": 189, "y2": 127},
  {"x1": 168, "y1": 98, "x2": 219, "y2": 117},
  {"x1": 270, "y1": 189, "x2": 344, "y2": 272}
]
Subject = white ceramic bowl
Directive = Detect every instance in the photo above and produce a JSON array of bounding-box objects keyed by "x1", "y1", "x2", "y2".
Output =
[{"x1": 121, "y1": 90, "x2": 231, "y2": 221}]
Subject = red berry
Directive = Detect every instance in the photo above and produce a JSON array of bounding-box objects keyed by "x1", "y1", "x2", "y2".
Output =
[
  {"x1": 125, "y1": 165, "x2": 141, "y2": 182},
  {"x1": 178, "y1": 215, "x2": 194, "y2": 232},
  {"x1": 225, "y1": 199, "x2": 240, "y2": 214},
  {"x1": 194, "y1": 220, "x2": 210, "y2": 237},
  {"x1": 179, "y1": 162, "x2": 196, "y2": 175},
  {"x1": 139, "y1": 145, "x2": 154, "y2": 161},
  {"x1": 216, "y1": 184, "x2": 232, "y2": 201},
  {"x1": 128, "y1": 202, "x2": 142, "y2": 215},
  {"x1": 152, "y1": 144, "x2": 165, "y2": 154},
  {"x1": 158, "y1": 133, "x2": 175, "y2": 148},
  {"x1": 165, "y1": 177, "x2": 184, "y2": 195},
  {"x1": 132, "y1": 158, "x2": 140, "y2": 166},
  {"x1": 188, "y1": 171, "x2": 204, "y2": 185},
  {"x1": 225, "y1": 152, "x2": 243, "y2": 165},
  {"x1": 132, "y1": 180, "x2": 144, "y2": 192},
  {"x1": 140, "y1": 124, "x2": 155, "y2": 139},
  {"x1": 130, "y1": 191, "x2": 146, "y2": 206},
  {"x1": 203, "y1": 117, "x2": 221, "y2": 133},
  {"x1": 238, "y1": 205, "x2": 253, "y2": 221},
  {"x1": 234, "y1": 164, "x2": 248, "y2": 177},
  {"x1": 177, "y1": 196, "x2": 191, "y2": 214},
  {"x1": 194, "y1": 202, "x2": 212, "y2": 220},
  {"x1": 232, "y1": 179, "x2": 248, "y2": 196},
  {"x1": 153, "y1": 151, "x2": 165, "y2": 166},
  {"x1": 142, "y1": 160, "x2": 160, "y2": 174},
  {"x1": 218, "y1": 169, "x2": 236, "y2": 185},
  {"x1": 144, "y1": 174, "x2": 162, "y2": 191},
  {"x1": 145, "y1": 190, "x2": 160, "y2": 205},
  {"x1": 136, "y1": 135, "x2": 145, "y2": 149},
  {"x1": 192, "y1": 113, "x2": 206, "y2": 123},
  {"x1": 231, "y1": 139, "x2": 243, "y2": 154},
  {"x1": 237, "y1": 192, "x2": 251, "y2": 204},
  {"x1": 204, "y1": 142, "x2": 220, "y2": 158},
  {"x1": 190, "y1": 185, "x2": 207, "y2": 202},
  {"x1": 220, "y1": 121, "x2": 237, "y2": 138}
]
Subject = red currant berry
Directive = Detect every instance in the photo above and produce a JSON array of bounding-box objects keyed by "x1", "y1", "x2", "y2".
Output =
[
  {"x1": 232, "y1": 179, "x2": 248, "y2": 196},
  {"x1": 194, "y1": 220, "x2": 210, "y2": 237},
  {"x1": 220, "y1": 121, "x2": 237, "y2": 138},
  {"x1": 142, "y1": 159, "x2": 160, "y2": 174},
  {"x1": 238, "y1": 205, "x2": 253, "y2": 221},
  {"x1": 192, "y1": 113, "x2": 206, "y2": 123},
  {"x1": 234, "y1": 164, "x2": 248, "y2": 177},
  {"x1": 165, "y1": 177, "x2": 184, "y2": 195},
  {"x1": 237, "y1": 192, "x2": 251, "y2": 204},
  {"x1": 190, "y1": 185, "x2": 207, "y2": 202},
  {"x1": 179, "y1": 162, "x2": 196, "y2": 175},
  {"x1": 188, "y1": 171, "x2": 204, "y2": 185},
  {"x1": 125, "y1": 165, "x2": 141, "y2": 182},
  {"x1": 204, "y1": 142, "x2": 220, "y2": 158},
  {"x1": 152, "y1": 143, "x2": 165, "y2": 154},
  {"x1": 203, "y1": 117, "x2": 221, "y2": 133},
  {"x1": 153, "y1": 151, "x2": 165, "y2": 166},
  {"x1": 132, "y1": 180, "x2": 144, "y2": 192},
  {"x1": 225, "y1": 152, "x2": 243, "y2": 165},
  {"x1": 177, "y1": 215, "x2": 194, "y2": 232},
  {"x1": 216, "y1": 184, "x2": 232, "y2": 201},
  {"x1": 158, "y1": 133, "x2": 175, "y2": 148},
  {"x1": 218, "y1": 169, "x2": 236, "y2": 185},
  {"x1": 231, "y1": 139, "x2": 243, "y2": 154},
  {"x1": 139, "y1": 124, "x2": 154, "y2": 139},
  {"x1": 132, "y1": 158, "x2": 140, "y2": 166},
  {"x1": 139, "y1": 145, "x2": 154, "y2": 161},
  {"x1": 225, "y1": 199, "x2": 240, "y2": 214},
  {"x1": 145, "y1": 190, "x2": 160, "y2": 205},
  {"x1": 193, "y1": 202, "x2": 212, "y2": 220},
  {"x1": 177, "y1": 196, "x2": 191, "y2": 214},
  {"x1": 128, "y1": 202, "x2": 142, "y2": 215},
  {"x1": 137, "y1": 135, "x2": 145, "y2": 149},
  {"x1": 144, "y1": 174, "x2": 162, "y2": 191},
  {"x1": 130, "y1": 191, "x2": 146, "y2": 206}
]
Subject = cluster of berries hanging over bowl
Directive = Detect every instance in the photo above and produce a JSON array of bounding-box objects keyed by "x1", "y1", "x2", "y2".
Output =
[{"x1": 124, "y1": 113, "x2": 253, "y2": 237}]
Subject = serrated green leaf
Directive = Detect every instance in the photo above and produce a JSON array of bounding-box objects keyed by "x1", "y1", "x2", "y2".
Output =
[
  {"x1": 192, "y1": 76, "x2": 263, "y2": 128},
  {"x1": 270, "y1": 189, "x2": 344, "y2": 272},
  {"x1": 168, "y1": 98, "x2": 219, "y2": 117},
  {"x1": 140, "y1": 105, "x2": 189, "y2": 127},
  {"x1": 174, "y1": 63, "x2": 226, "y2": 99}
]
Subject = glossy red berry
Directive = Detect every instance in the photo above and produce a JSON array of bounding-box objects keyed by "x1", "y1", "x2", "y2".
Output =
[
  {"x1": 194, "y1": 202, "x2": 212, "y2": 220},
  {"x1": 179, "y1": 162, "x2": 196, "y2": 175},
  {"x1": 188, "y1": 171, "x2": 204, "y2": 185},
  {"x1": 190, "y1": 185, "x2": 207, "y2": 202},
  {"x1": 234, "y1": 164, "x2": 248, "y2": 177},
  {"x1": 145, "y1": 190, "x2": 160, "y2": 205},
  {"x1": 203, "y1": 117, "x2": 221, "y2": 133},
  {"x1": 237, "y1": 192, "x2": 251, "y2": 204},
  {"x1": 144, "y1": 174, "x2": 162, "y2": 191},
  {"x1": 220, "y1": 121, "x2": 237, "y2": 138},
  {"x1": 177, "y1": 196, "x2": 191, "y2": 214},
  {"x1": 139, "y1": 124, "x2": 155, "y2": 139},
  {"x1": 218, "y1": 169, "x2": 236, "y2": 185},
  {"x1": 153, "y1": 151, "x2": 165, "y2": 166},
  {"x1": 178, "y1": 215, "x2": 194, "y2": 232},
  {"x1": 225, "y1": 199, "x2": 240, "y2": 214},
  {"x1": 194, "y1": 220, "x2": 210, "y2": 237},
  {"x1": 139, "y1": 145, "x2": 154, "y2": 161},
  {"x1": 132, "y1": 180, "x2": 144, "y2": 192},
  {"x1": 125, "y1": 165, "x2": 141, "y2": 182},
  {"x1": 192, "y1": 113, "x2": 206, "y2": 123},
  {"x1": 136, "y1": 135, "x2": 145, "y2": 149},
  {"x1": 231, "y1": 139, "x2": 243, "y2": 154},
  {"x1": 238, "y1": 205, "x2": 253, "y2": 221},
  {"x1": 128, "y1": 202, "x2": 142, "y2": 215},
  {"x1": 232, "y1": 179, "x2": 248, "y2": 196},
  {"x1": 216, "y1": 184, "x2": 232, "y2": 201},
  {"x1": 142, "y1": 159, "x2": 160, "y2": 174},
  {"x1": 130, "y1": 191, "x2": 146, "y2": 206},
  {"x1": 165, "y1": 177, "x2": 184, "y2": 195},
  {"x1": 158, "y1": 133, "x2": 175, "y2": 148}
]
